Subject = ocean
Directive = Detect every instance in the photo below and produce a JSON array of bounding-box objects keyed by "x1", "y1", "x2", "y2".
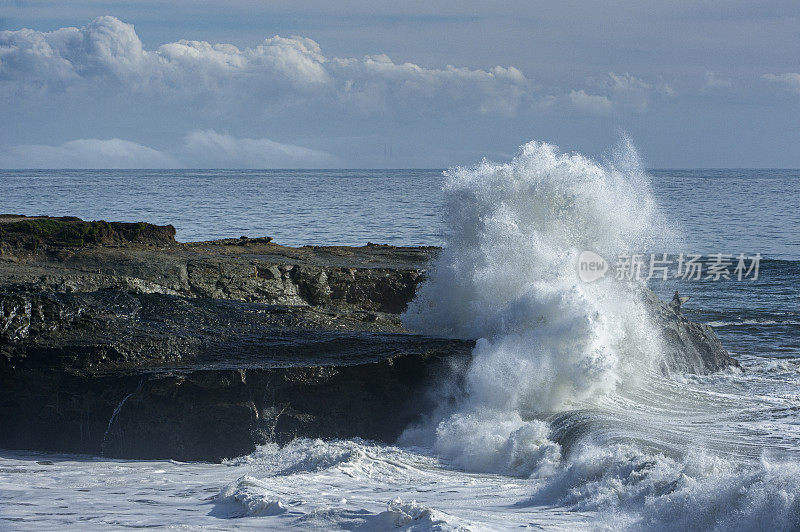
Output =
[{"x1": 1, "y1": 146, "x2": 799, "y2": 530}]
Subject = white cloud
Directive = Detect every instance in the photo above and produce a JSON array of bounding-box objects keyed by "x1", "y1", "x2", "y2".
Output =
[
  {"x1": 762, "y1": 73, "x2": 800, "y2": 94},
  {"x1": 0, "y1": 131, "x2": 340, "y2": 168},
  {"x1": 567, "y1": 89, "x2": 612, "y2": 115},
  {"x1": 702, "y1": 71, "x2": 733, "y2": 90},
  {"x1": 155, "y1": 34, "x2": 331, "y2": 92},
  {"x1": 180, "y1": 130, "x2": 340, "y2": 168},
  {"x1": 584, "y1": 72, "x2": 676, "y2": 112},
  {"x1": 5, "y1": 16, "x2": 787, "y2": 166},
  {"x1": 0, "y1": 138, "x2": 182, "y2": 168},
  {"x1": 603, "y1": 72, "x2": 653, "y2": 92},
  {"x1": 0, "y1": 16, "x2": 531, "y2": 115},
  {"x1": 0, "y1": 16, "x2": 147, "y2": 88},
  {"x1": 0, "y1": 16, "x2": 693, "y2": 152},
  {"x1": 535, "y1": 73, "x2": 672, "y2": 116}
]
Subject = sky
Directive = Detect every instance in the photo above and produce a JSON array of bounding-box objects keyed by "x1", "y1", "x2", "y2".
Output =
[{"x1": 1, "y1": 0, "x2": 798, "y2": 168}]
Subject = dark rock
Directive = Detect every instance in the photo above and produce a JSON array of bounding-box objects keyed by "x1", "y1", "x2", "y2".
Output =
[
  {"x1": 0, "y1": 288, "x2": 471, "y2": 461},
  {"x1": 643, "y1": 289, "x2": 738, "y2": 373},
  {"x1": 100, "y1": 352, "x2": 462, "y2": 461}
]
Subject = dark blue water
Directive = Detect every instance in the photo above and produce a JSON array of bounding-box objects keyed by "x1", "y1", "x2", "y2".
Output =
[
  {"x1": 650, "y1": 259, "x2": 800, "y2": 361},
  {"x1": 648, "y1": 169, "x2": 800, "y2": 261},
  {"x1": 0, "y1": 169, "x2": 445, "y2": 246},
  {"x1": 1, "y1": 169, "x2": 797, "y2": 254}
]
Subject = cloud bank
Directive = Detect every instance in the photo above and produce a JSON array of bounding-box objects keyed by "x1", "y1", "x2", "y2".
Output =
[
  {"x1": 0, "y1": 139, "x2": 181, "y2": 169},
  {"x1": 0, "y1": 131, "x2": 339, "y2": 169},
  {"x1": 0, "y1": 16, "x2": 684, "y2": 119},
  {"x1": 180, "y1": 130, "x2": 340, "y2": 168},
  {"x1": 0, "y1": 16, "x2": 530, "y2": 116}
]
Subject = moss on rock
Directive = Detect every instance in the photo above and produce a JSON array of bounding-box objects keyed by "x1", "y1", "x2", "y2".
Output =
[{"x1": 0, "y1": 216, "x2": 176, "y2": 249}]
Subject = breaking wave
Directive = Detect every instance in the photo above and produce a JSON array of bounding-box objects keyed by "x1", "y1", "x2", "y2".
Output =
[
  {"x1": 398, "y1": 140, "x2": 800, "y2": 528},
  {"x1": 401, "y1": 139, "x2": 674, "y2": 464}
]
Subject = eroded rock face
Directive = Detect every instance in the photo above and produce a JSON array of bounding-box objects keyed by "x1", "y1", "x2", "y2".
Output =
[
  {"x1": 0, "y1": 216, "x2": 738, "y2": 461},
  {"x1": 0, "y1": 217, "x2": 432, "y2": 313},
  {"x1": 101, "y1": 353, "x2": 462, "y2": 461},
  {"x1": 2, "y1": 350, "x2": 465, "y2": 462},
  {"x1": 0, "y1": 294, "x2": 35, "y2": 342},
  {"x1": 0, "y1": 288, "x2": 472, "y2": 461}
]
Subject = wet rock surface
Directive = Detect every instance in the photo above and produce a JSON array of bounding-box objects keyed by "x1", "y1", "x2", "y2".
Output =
[
  {"x1": 0, "y1": 216, "x2": 737, "y2": 461},
  {"x1": 643, "y1": 289, "x2": 738, "y2": 373}
]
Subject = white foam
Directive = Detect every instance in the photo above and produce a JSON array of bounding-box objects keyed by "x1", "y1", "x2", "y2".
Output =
[
  {"x1": 529, "y1": 443, "x2": 800, "y2": 531},
  {"x1": 215, "y1": 475, "x2": 291, "y2": 517},
  {"x1": 368, "y1": 498, "x2": 466, "y2": 531},
  {"x1": 396, "y1": 139, "x2": 800, "y2": 529},
  {"x1": 402, "y1": 139, "x2": 677, "y2": 470},
  {"x1": 708, "y1": 319, "x2": 800, "y2": 327}
]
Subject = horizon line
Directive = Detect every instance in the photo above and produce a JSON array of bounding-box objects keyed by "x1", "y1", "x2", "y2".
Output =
[{"x1": 1, "y1": 167, "x2": 799, "y2": 172}]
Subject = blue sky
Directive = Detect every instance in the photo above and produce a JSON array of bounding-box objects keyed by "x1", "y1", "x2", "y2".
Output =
[{"x1": 1, "y1": 1, "x2": 798, "y2": 168}]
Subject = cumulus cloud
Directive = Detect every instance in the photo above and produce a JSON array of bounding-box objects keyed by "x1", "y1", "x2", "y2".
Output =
[
  {"x1": 0, "y1": 131, "x2": 339, "y2": 168},
  {"x1": 0, "y1": 138, "x2": 182, "y2": 169},
  {"x1": 0, "y1": 16, "x2": 531, "y2": 115},
  {"x1": 5, "y1": 16, "x2": 762, "y2": 166},
  {"x1": 330, "y1": 54, "x2": 529, "y2": 115},
  {"x1": 762, "y1": 73, "x2": 800, "y2": 94},
  {"x1": 0, "y1": 16, "x2": 147, "y2": 89}
]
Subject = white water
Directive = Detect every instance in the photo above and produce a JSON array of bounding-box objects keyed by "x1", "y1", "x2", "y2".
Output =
[
  {"x1": 396, "y1": 141, "x2": 799, "y2": 529},
  {"x1": 2, "y1": 142, "x2": 799, "y2": 530},
  {"x1": 400, "y1": 140, "x2": 676, "y2": 472}
]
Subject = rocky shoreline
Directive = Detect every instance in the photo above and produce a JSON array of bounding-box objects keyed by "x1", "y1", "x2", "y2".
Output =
[{"x1": 0, "y1": 216, "x2": 736, "y2": 461}]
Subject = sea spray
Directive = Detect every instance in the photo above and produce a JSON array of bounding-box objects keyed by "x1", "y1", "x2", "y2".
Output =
[
  {"x1": 397, "y1": 140, "x2": 800, "y2": 528},
  {"x1": 401, "y1": 139, "x2": 675, "y2": 473}
]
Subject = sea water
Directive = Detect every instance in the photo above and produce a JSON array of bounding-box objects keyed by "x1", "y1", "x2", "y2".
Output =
[{"x1": 1, "y1": 145, "x2": 799, "y2": 530}]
